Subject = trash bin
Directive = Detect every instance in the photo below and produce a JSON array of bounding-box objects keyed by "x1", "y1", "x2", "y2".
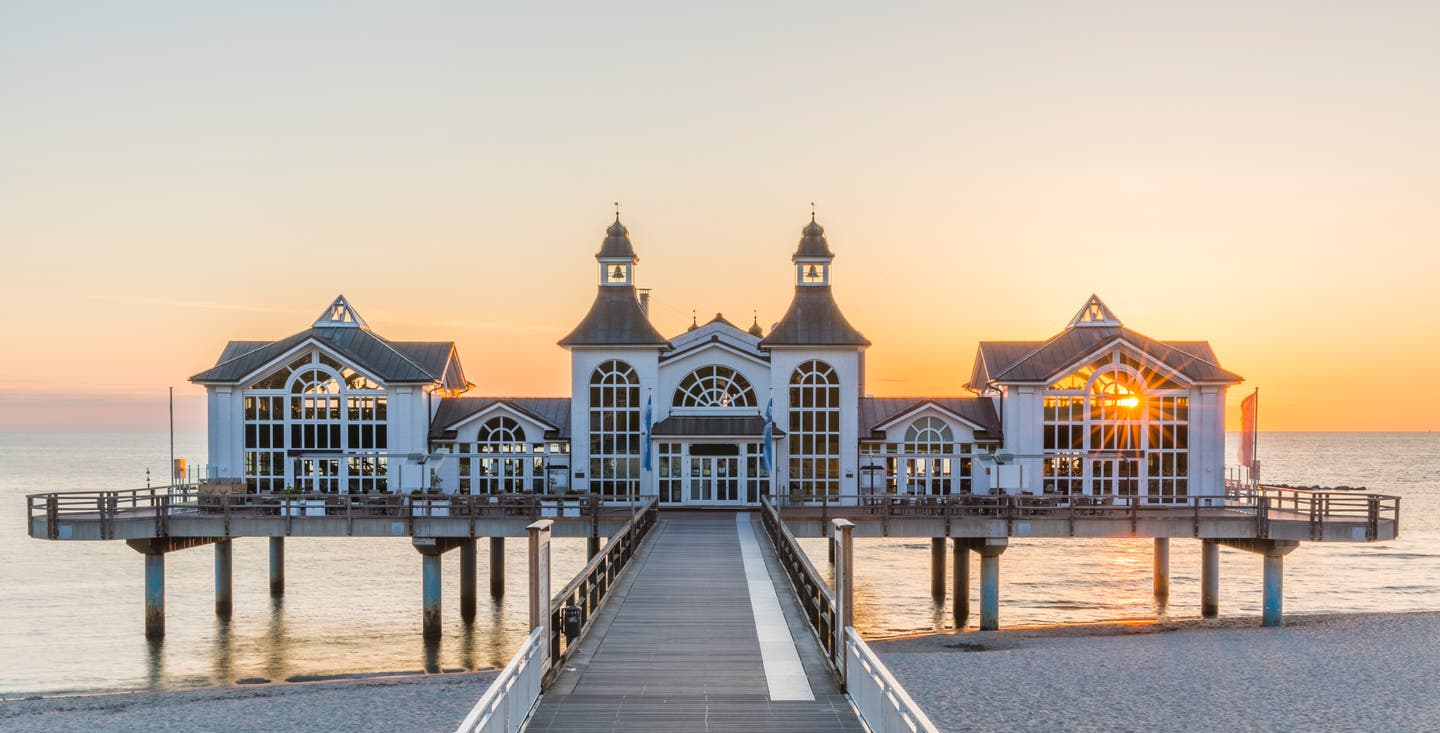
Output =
[{"x1": 563, "y1": 603, "x2": 583, "y2": 642}]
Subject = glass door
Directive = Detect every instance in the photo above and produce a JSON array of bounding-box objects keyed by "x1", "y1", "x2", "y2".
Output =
[{"x1": 688, "y1": 457, "x2": 714, "y2": 504}]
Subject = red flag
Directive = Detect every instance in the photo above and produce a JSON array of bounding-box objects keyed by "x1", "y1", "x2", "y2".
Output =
[{"x1": 1239, "y1": 389, "x2": 1258, "y2": 470}]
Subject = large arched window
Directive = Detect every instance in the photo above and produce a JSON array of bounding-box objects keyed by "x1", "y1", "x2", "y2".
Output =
[
  {"x1": 242, "y1": 351, "x2": 387, "y2": 493},
  {"x1": 673, "y1": 365, "x2": 756, "y2": 408},
  {"x1": 788, "y1": 360, "x2": 840, "y2": 497},
  {"x1": 589, "y1": 360, "x2": 641, "y2": 498},
  {"x1": 903, "y1": 417, "x2": 953, "y2": 453},
  {"x1": 1041, "y1": 352, "x2": 1188, "y2": 501}
]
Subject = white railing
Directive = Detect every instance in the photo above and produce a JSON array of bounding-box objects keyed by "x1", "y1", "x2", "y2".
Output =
[
  {"x1": 455, "y1": 627, "x2": 546, "y2": 733},
  {"x1": 844, "y1": 627, "x2": 940, "y2": 733}
]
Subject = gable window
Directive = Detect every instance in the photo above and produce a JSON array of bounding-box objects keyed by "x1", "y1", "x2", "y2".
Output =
[
  {"x1": 673, "y1": 365, "x2": 757, "y2": 408},
  {"x1": 243, "y1": 350, "x2": 387, "y2": 493},
  {"x1": 1042, "y1": 351, "x2": 1188, "y2": 501}
]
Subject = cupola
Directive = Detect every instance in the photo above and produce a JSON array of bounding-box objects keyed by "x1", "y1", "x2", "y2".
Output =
[
  {"x1": 597, "y1": 215, "x2": 638, "y2": 286},
  {"x1": 793, "y1": 214, "x2": 834, "y2": 287}
]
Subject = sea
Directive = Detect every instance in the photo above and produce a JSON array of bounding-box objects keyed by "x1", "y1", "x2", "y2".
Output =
[{"x1": 1, "y1": 431, "x2": 1436, "y2": 697}]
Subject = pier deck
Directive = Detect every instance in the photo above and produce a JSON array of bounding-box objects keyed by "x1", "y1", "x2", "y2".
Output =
[{"x1": 529, "y1": 514, "x2": 863, "y2": 732}]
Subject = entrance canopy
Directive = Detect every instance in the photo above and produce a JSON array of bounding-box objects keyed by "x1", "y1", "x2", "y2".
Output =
[{"x1": 651, "y1": 415, "x2": 785, "y2": 438}]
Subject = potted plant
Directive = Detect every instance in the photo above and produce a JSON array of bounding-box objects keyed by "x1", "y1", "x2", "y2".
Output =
[{"x1": 281, "y1": 484, "x2": 326, "y2": 517}]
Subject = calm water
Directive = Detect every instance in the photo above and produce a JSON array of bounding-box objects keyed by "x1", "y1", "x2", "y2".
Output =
[{"x1": 1, "y1": 431, "x2": 1436, "y2": 695}]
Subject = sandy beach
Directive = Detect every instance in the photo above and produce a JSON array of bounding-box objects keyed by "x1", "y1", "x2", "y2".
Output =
[
  {"x1": 0, "y1": 670, "x2": 498, "y2": 733},
  {"x1": 871, "y1": 611, "x2": 1440, "y2": 732}
]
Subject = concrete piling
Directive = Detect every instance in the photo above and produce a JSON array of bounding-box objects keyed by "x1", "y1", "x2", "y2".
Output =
[
  {"x1": 979, "y1": 547, "x2": 1002, "y2": 631},
  {"x1": 490, "y1": 537, "x2": 505, "y2": 597},
  {"x1": 460, "y1": 539, "x2": 477, "y2": 622},
  {"x1": 1201, "y1": 539, "x2": 1219, "y2": 618},
  {"x1": 953, "y1": 539, "x2": 970, "y2": 627},
  {"x1": 145, "y1": 552, "x2": 165, "y2": 639},
  {"x1": 587, "y1": 535, "x2": 601, "y2": 560},
  {"x1": 1153, "y1": 538, "x2": 1170, "y2": 602},
  {"x1": 1263, "y1": 553, "x2": 1284, "y2": 627},
  {"x1": 422, "y1": 553, "x2": 442, "y2": 640},
  {"x1": 930, "y1": 538, "x2": 946, "y2": 603},
  {"x1": 269, "y1": 537, "x2": 285, "y2": 597},
  {"x1": 214, "y1": 539, "x2": 232, "y2": 618}
]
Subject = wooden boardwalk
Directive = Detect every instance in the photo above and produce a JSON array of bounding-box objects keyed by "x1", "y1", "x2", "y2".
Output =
[{"x1": 527, "y1": 513, "x2": 863, "y2": 732}]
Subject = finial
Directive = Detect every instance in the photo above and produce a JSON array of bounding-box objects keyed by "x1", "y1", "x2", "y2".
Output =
[
  {"x1": 810, "y1": 202, "x2": 816, "y2": 222},
  {"x1": 614, "y1": 201, "x2": 621, "y2": 222}
]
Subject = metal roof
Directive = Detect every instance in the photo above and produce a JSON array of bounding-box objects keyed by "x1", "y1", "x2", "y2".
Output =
[
  {"x1": 430, "y1": 397, "x2": 573, "y2": 440},
  {"x1": 650, "y1": 415, "x2": 784, "y2": 437},
  {"x1": 760, "y1": 286, "x2": 870, "y2": 347},
  {"x1": 794, "y1": 219, "x2": 834, "y2": 259},
  {"x1": 559, "y1": 286, "x2": 668, "y2": 347},
  {"x1": 971, "y1": 326, "x2": 1241, "y2": 387},
  {"x1": 596, "y1": 218, "x2": 638, "y2": 260},
  {"x1": 858, "y1": 397, "x2": 1001, "y2": 439},
  {"x1": 191, "y1": 327, "x2": 454, "y2": 385}
]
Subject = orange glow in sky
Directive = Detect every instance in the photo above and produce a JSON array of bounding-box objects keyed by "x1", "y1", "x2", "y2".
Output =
[{"x1": 1, "y1": 4, "x2": 1436, "y2": 431}]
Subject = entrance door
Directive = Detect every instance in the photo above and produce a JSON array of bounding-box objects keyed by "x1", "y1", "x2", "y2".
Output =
[
  {"x1": 1089, "y1": 457, "x2": 1140, "y2": 499},
  {"x1": 685, "y1": 455, "x2": 743, "y2": 506}
]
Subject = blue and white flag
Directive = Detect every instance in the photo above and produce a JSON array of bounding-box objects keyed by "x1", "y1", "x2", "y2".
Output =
[
  {"x1": 641, "y1": 394, "x2": 654, "y2": 471},
  {"x1": 761, "y1": 397, "x2": 774, "y2": 473}
]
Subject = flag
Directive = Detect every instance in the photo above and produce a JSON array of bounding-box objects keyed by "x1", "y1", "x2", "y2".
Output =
[
  {"x1": 1239, "y1": 389, "x2": 1258, "y2": 470},
  {"x1": 641, "y1": 394, "x2": 653, "y2": 471},
  {"x1": 762, "y1": 397, "x2": 774, "y2": 473}
]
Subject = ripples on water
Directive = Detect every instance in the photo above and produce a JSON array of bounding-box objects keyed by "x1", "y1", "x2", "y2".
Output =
[{"x1": 1, "y1": 431, "x2": 1436, "y2": 695}]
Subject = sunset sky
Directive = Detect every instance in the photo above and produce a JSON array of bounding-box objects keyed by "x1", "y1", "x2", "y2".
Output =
[{"x1": 2, "y1": 2, "x2": 1436, "y2": 432}]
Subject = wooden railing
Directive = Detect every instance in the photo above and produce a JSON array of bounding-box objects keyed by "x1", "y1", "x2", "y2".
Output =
[
  {"x1": 546, "y1": 497, "x2": 659, "y2": 670},
  {"x1": 760, "y1": 497, "x2": 838, "y2": 668},
  {"x1": 770, "y1": 488, "x2": 1400, "y2": 540},
  {"x1": 454, "y1": 627, "x2": 545, "y2": 733},
  {"x1": 844, "y1": 627, "x2": 940, "y2": 733},
  {"x1": 27, "y1": 486, "x2": 644, "y2": 539}
]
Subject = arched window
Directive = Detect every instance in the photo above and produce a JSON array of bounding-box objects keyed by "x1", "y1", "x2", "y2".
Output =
[
  {"x1": 1041, "y1": 351, "x2": 1188, "y2": 501},
  {"x1": 589, "y1": 360, "x2": 641, "y2": 498},
  {"x1": 673, "y1": 365, "x2": 756, "y2": 408},
  {"x1": 788, "y1": 360, "x2": 840, "y2": 497},
  {"x1": 903, "y1": 417, "x2": 953, "y2": 454},
  {"x1": 476, "y1": 416, "x2": 527, "y2": 493},
  {"x1": 241, "y1": 351, "x2": 388, "y2": 493}
]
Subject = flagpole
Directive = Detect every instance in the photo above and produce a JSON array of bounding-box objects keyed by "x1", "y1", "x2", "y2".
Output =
[
  {"x1": 169, "y1": 386, "x2": 175, "y2": 488},
  {"x1": 1251, "y1": 388, "x2": 1260, "y2": 487}
]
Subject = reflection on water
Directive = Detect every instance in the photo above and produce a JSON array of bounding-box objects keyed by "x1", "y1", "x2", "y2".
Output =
[{"x1": 1, "y1": 431, "x2": 1437, "y2": 694}]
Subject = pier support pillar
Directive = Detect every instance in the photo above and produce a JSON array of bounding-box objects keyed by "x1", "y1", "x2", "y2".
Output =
[
  {"x1": 490, "y1": 537, "x2": 505, "y2": 598},
  {"x1": 1153, "y1": 538, "x2": 1170, "y2": 603},
  {"x1": 422, "y1": 553, "x2": 442, "y2": 640},
  {"x1": 145, "y1": 552, "x2": 165, "y2": 639},
  {"x1": 1216, "y1": 539, "x2": 1299, "y2": 627},
  {"x1": 269, "y1": 537, "x2": 285, "y2": 597},
  {"x1": 459, "y1": 539, "x2": 477, "y2": 623},
  {"x1": 930, "y1": 538, "x2": 947, "y2": 603},
  {"x1": 1201, "y1": 539, "x2": 1220, "y2": 618},
  {"x1": 977, "y1": 540, "x2": 1007, "y2": 631},
  {"x1": 214, "y1": 539, "x2": 233, "y2": 618},
  {"x1": 953, "y1": 539, "x2": 971, "y2": 627},
  {"x1": 587, "y1": 535, "x2": 601, "y2": 561}
]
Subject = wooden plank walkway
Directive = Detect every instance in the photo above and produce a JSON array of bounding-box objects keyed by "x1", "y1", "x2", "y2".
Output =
[{"x1": 527, "y1": 513, "x2": 863, "y2": 732}]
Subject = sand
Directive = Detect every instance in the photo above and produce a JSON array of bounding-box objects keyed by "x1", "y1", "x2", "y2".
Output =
[
  {"x1": 870, "y1": 611, "x2": 1440, "y2": 732},
  {"x1": 6, "y1": 613, "x2": 1439, "y2": 732},
  {"x1": 0, "y1": 670, "x2": 498, "y2": 733}
]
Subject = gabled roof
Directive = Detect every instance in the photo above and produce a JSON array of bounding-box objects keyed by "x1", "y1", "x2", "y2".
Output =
[
  {"x1": 761, "y1": 286, "x2": 870, "y2": 347},
  {"x1": 970, "y1": 327, "x2": 1241, "y2": 387},
  {"x1": 191, "y1": 327, "x2": 458, "y2": 385},
  {"x1": 858, "y1": 397, "x2": 1001, "y2": 439},
  {"x1": 663, "y1": 317, "x2": 768, "y2": 365},
  {"x1": 559, "y1": 286, "x2": 668, "y2": 347},
  {"x1": 430, "y1": 397, "x2": 573, "y2": 440}
]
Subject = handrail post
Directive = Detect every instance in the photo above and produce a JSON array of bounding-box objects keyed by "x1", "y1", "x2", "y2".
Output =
[{"x1": 832, "y1": 518, "x2": 854, "y2": 687}]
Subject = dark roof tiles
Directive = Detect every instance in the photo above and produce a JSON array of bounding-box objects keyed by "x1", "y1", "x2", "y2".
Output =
[
  {"x1": 761, "y1": 286, "x2": 870, "y2": 347},
  {"x1": 559, "y1": 286, "x2": 668, "y2": 347}
]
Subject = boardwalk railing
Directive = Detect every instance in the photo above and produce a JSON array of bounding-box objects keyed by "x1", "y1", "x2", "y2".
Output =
[
  {"x1": 547, "y1": 497, "x2": 659, "y2": 667},
  {"x1": 844, "y1": 627, "x2": 940, "y2": 733},
  {"x1": 770, "y1": 488, "x2": 1400, "y2": 540},
  {"x1": 454, "y1": 627, "x2": 545, "y2": 733},
  {"x1": 760, "y1": 497, "x2": 838, "y2": 665},
  {"x1": 27, "y1": 486, "x2": 645, "y2": 539}
]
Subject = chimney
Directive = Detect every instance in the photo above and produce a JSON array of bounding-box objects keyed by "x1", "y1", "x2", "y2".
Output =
[{"x1": 638, "y1": 289, "x2": 651, "y2": 316}]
